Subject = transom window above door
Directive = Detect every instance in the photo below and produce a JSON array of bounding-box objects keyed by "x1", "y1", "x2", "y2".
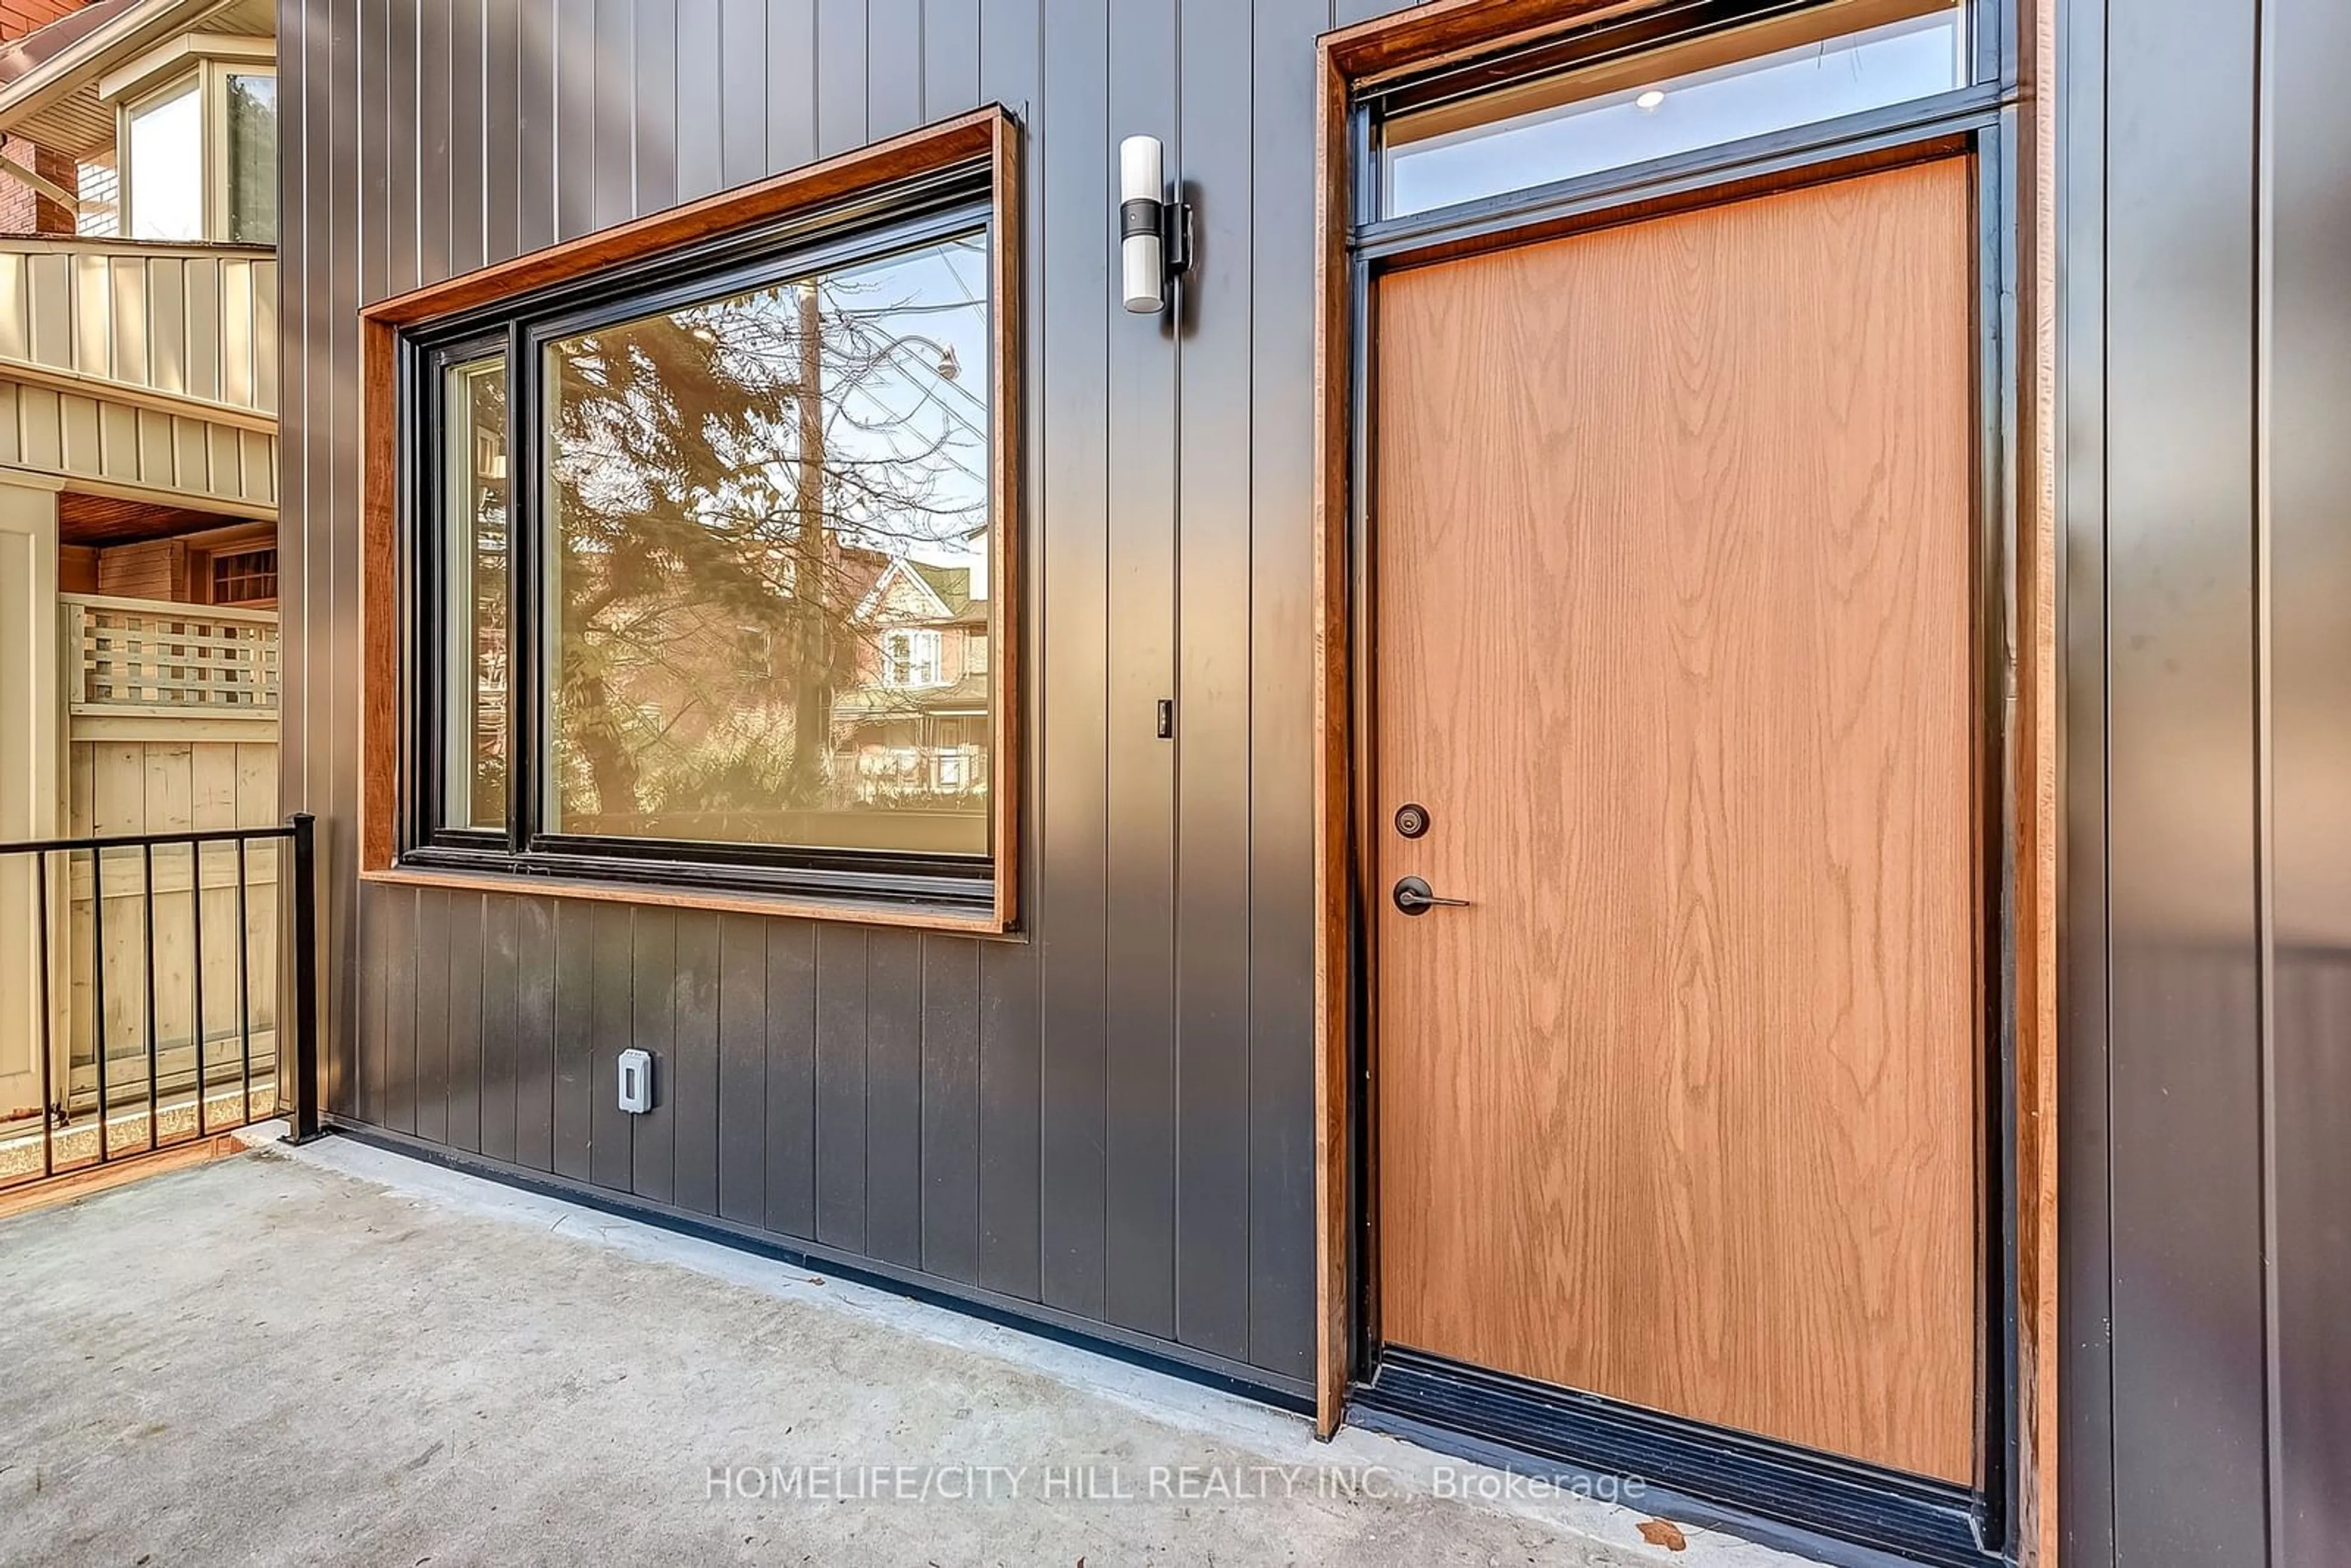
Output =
[{"x1": 1374, "y1": 0, "x2": 1976, "y2": 220}]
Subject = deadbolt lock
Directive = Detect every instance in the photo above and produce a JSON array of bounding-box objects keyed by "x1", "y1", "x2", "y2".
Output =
[{"x1": 1394, "y1": 802, "x2": 1430, "y2": 839}]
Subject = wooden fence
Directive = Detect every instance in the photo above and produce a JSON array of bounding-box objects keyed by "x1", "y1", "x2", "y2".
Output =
[{"x1": 58, "y1": 595, "x2": 279, "y2": 1116}]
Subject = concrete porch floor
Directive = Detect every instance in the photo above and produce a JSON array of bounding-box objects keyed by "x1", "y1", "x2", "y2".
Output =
[{"x1": 0, "y1": 1135, "x2": 1823, "y2": 1567}]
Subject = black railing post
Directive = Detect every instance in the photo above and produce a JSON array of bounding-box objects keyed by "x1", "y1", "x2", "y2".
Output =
[
  {"x1": 236, "y1": 836, "x2": 253, "y2": 1125},
  {"x1": 141, "y1": 841, "x2": 159, "y2": 1153},
  {"x1": 34, "y1": 850, "x2": 53, "y2": 1180},
  {"x1": 190, "y1": 835, "x2": 208, "y2": 1139},
  {"x1": 91, "y1": 846, "x2": 109, "y2": 1161},
  {"x1": 287, "y1": 812, "x2": 323, "y2": 1144}
]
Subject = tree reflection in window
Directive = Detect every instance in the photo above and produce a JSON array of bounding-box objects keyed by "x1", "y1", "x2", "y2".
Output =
[
  {"x1": 541, "y1": 232, "x2": 991, "y2": 857},
  {"x1": 443, "y1": 356, "x2": 509, "y2": 831}
]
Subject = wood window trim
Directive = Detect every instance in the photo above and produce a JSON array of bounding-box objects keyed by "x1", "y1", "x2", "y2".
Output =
[
  {"x1": 359, "y1": 105, "x2": 1024, "y2": 936},
  {"x1": 1310, "y1": 10, "x2": 2058, "y2": 1567}
]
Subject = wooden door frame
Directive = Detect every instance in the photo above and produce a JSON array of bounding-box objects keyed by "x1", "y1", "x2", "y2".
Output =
[{"x1": 1307, "y1": 2, "x2": 2060, "y2": 1563}]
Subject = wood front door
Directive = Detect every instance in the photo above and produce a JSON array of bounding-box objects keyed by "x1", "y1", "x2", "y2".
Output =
[{"x1": 1370, "y1": 157, "x2": 1981, "y2": 1484}]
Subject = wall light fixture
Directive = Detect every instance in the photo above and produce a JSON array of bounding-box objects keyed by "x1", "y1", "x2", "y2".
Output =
[{"x1": 1119, "y1": 134, "x2": 1193, "y2": 314}]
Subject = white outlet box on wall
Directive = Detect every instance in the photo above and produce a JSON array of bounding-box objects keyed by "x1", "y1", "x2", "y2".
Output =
[{"x1": 617, "y1": 1049, "x2": 653, "y2": 1114}]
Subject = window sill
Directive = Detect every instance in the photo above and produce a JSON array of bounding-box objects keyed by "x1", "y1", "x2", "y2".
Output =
[{"x1": 359, "y1": 863, "x2": 1015, "y2": 936}]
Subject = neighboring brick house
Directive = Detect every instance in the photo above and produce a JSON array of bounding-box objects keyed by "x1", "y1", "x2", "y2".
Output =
[
  {"x1": 0, "y1": 132, "x2": 70, "y2": 230},
  {"x1": 0, "y1": 0, "x2": 282, "y2": 1127},
  {"x1": 0, "y1": 0, "x2": 280, "y2": 587},
  {"x1": 832, "y1": 555, "x2": 991, "y2": 805},
  {"x1": 0, "y1": 0, "x2": 107, "y2": 234},
  {"x1": 537, "y1": 539, "x2": 989, "y2": 838},
  {"x1": 0, "y1": 0, "x2": 88, "y2": 35}
]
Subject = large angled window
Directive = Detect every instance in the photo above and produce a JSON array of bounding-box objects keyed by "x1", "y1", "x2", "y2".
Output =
[
  {"x1": 405, "y1": 192, "x2": 1000, "y2": 915},
  {"x1": 118, "y1": 59, "x2": 279, "y2": 244},
  {"x1": 125, "y1": 75, "x2": 203, "y2": 241}
]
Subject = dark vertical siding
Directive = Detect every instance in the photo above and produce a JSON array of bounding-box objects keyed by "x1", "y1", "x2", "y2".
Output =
[
  {"x1": 1104, "y1": 0, "x2": 1179, "y2": 1345},
  {"x1": 1033, "y1": 0, "x2": 1111, "y2": 1325},
  {"x1": 635, "y1": 2, "x2": 678, "y2": 214},
  {"x1": 485, "y1": 0, "x2": 520, "y2": 264},
  {"x1": 2066, "y1": 0, "x2": 2351, "y2": 1561},
  {"x1": 585, "y1": 0, "x2": 631, "y2": 232},
  {"x1": 920, "y1": 936, "x2": 982, "y2": 1285},
  {"x1": 714, "y1": 914, "x2": 767, "y2": 1226},
  {"x1": 816, "y1": 0, "x2": 866, "y2": 155},
  {"x1": 555, "y1": 0, "x2": 598, "y2": 240},
  {"x1": 763, "y1": 919, "x2": 817, "y2": 1237},
  {"x1": 1172, "y1": 0, "x2": 1251, "y2": 1364},
  {"x1": 445, "y1": 894, "x2": 484, "y2": 1153},
  {"x1": 864, "y1": 931, "x2": 926, "y2": 1269},
  {"x1": 386, "y1": 0, "x2": 416, "y2": 297},
  {"x1": 512, "y1": 896, "x2": 556, "y2": 1170},
  {"x1": 869, "y1": 0, "x2": 924, "y2": 138},
  {"x1": 356, "y1": 866, "x2": 385, "y2": 1125},
  {"x1": 516, "y1": 0, "x2": 555, "y2": 255},
  {"x1": 926, "y1": 0, "x2": 980, "y2": 119},
  {"x1": 2083, "y1": 2, "x2": 2270, "y2": 1559},
  {"x1": 450, "y1": 0, "x2": 484, "y2": 277},
  {"x1": 670, "y1": 913, "x2": 722, "y2": 1217},
  {"x1": 718, "y1": 2, "x2": 765, "y2": 190},
  {"x1": 972, "y1": 0, "x2": 1044, "y2": 1311},
  {"x1": 413, "y1": 887, "x2": 448, "y2": 1145},
  {"x1": 419, "y1": 0, "x2": 451, "y2": 287},
  {"x1": 675, "y1": 1, "x2": 721, "y2": 204},
  {"x1": 2268, "y1": 2, "x2": 2351, "y2": 1560},
  {"x1": 378, "y1": 885, "x2": 414, "y2": 1131},
  {"x1": 628, "y1": 908, "x2": 675, "y2": 1202},
  {"x1": 549, "y1": 896, "x2": 593, "y2": 1180},
  {"x1": 593, "y1": 903, "x2": 639, "y2": 1191},
  {"x1": 766, "y1": 0, "x2": 817, "y2": 174},
  {"x1": 325, "y1": 0, "x2": 367, "y2": 1130},
  {"x1": 479, "y1": 893, "x2": 518, "y2": 1162},
  {"x1": 279, "y1": 0, "x2": 313, "y2": 1102},
  {"x1": 2056, "y1": 6, "x2": 2112, "y2": 1559},
  {"x1": 814, "y1": 923, "x2": 868, "y2": 1250},
  {"x1": 1242, "y1": 0, "x2": 1338, "y2": 1387},
  {"x1": 286, "y1": 0, "x2": 1373, "y2": 1395}
]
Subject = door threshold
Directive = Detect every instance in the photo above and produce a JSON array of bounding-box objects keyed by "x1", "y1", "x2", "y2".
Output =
[{"x1": 1352, "y1": 1348, "x2": 2002, "y2": 1568}]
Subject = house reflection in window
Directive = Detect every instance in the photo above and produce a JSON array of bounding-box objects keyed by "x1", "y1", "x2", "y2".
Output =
[
  {"x1": 882, "y1": 628, "x2": 944, "y2": 688},
  {"x1": 833, "y1": 556, "x2": 990, "y2": 811}
]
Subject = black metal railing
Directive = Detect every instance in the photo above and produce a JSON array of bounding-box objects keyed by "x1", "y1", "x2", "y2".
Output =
[{"x1": 0, "y1": 813, "x2": 319, "y2": 1190}]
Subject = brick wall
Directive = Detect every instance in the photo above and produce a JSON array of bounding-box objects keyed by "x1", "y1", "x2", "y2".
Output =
[
  {"x1": 0, "y1": 0, "x2": 99, "y2": 233},
  {"x1": 74, "y1": 156, "x2": 114, "y2": 234},
  {"x1": 0, "y1": 134, "x2": 77, "y2": 233}
]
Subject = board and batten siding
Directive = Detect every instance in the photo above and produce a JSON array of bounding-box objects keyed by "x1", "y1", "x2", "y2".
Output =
[
  {"x1": 0, "y1": 239, "x2": 278, "y2": 513},
  {"x1": 279, "y1": 0, "x2": 1422, "y2": 1392}
]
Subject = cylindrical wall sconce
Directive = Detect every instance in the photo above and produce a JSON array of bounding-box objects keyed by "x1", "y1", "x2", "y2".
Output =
[{"x1": 1119, "y1": 134, "x2": 1193, "y2": 315}]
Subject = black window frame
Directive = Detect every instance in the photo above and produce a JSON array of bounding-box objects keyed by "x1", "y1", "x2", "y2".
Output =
[{"x1": 396, "y1": 168, "x2": 1000, "y2": 917}]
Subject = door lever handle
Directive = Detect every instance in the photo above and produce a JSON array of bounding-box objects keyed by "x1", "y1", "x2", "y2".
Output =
[{"x1": 1392, "y1": 876, "x2": 1471, "y2": 916}]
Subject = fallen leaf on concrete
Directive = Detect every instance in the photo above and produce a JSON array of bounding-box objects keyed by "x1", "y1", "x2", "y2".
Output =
[{"x1": 1635, "y1": 1519, "x2": 1687, "y2": 1551}]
